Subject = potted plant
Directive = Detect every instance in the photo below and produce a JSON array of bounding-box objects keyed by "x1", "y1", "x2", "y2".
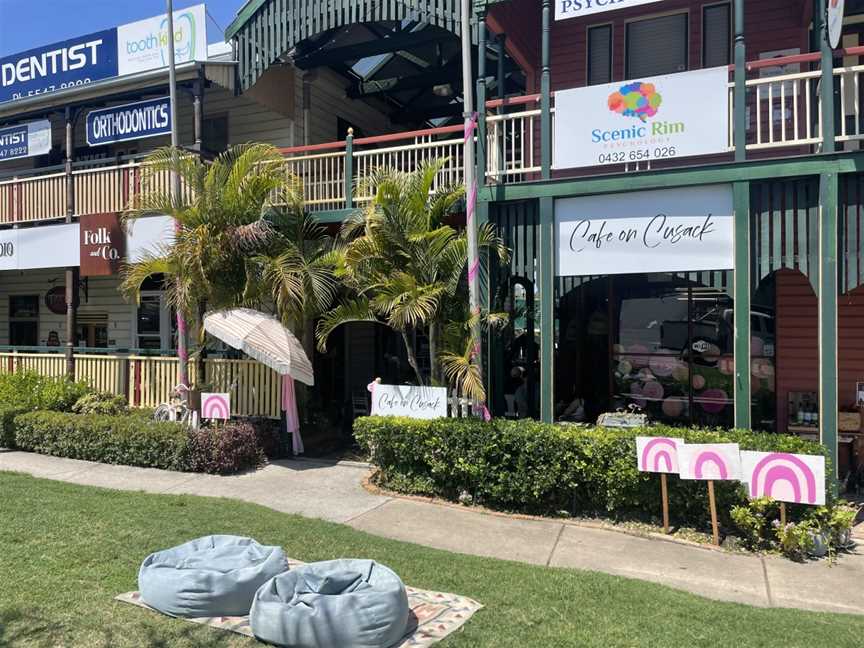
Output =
[{"x1": 828, "y1": 503, "x2": 859, "y2": 550}]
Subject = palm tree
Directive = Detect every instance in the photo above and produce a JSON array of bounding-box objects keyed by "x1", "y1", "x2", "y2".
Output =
[
  {"x1": 316, "y1": 158, "x2": 508, "y2": 397},
  {"x1": 121, "y1": 143, "x2": 293, "y2": 355}
]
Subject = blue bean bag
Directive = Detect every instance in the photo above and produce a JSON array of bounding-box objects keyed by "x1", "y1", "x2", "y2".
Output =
[
  {"x1": 250, "y1": 559, "x2": 410, "y2": 648},
  {"x1": 138, "y1": 535, "x2": 289, "y2": 618}
]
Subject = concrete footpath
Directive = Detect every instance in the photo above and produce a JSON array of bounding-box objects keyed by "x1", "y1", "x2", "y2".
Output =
[{"x1": 2, "y1": 450, "x2": 862, "y2": 616}]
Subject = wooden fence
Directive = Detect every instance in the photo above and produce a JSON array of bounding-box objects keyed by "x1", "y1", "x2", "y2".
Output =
[{"x1": 0, "y1": 353, "x2": 282, "y2": 419}]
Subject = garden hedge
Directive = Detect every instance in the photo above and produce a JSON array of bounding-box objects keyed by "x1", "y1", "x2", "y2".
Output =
[
  {"x1": 12, "y1": 413, "x2": 275, "y2": 474},
  {"x1": 0, "y1": 407, "x2": 25, "y2": 448},
  {"x1": 353, "y1": 417, "x2": 831, "y2": 526}
]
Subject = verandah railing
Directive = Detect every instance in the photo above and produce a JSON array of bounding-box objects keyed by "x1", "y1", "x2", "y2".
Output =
[
  {"x1": 5, "y1": 49, "x2": 864, "y2": 224},
  {"x1": 0, "y1": 352, "x2": 282, "y2": 419}
]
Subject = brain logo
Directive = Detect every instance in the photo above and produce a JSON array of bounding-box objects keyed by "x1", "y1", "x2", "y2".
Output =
[{"x1": 607, "y1": 82, "x2": 662, "y2": 123}]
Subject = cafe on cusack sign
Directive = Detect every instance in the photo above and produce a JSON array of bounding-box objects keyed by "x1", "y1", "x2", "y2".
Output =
[
  {"x1": 553, "y1": 67, "x2": 729, "y2": 170},
  {"x1": 370, "y1": 384, "x2": 449, "y2": 420},
  {"x1": 555, "y1": 184, "x2": 734, "y2": 277}
]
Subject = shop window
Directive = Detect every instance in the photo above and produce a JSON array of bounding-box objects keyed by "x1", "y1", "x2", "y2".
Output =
[
  {"x1": 135, "y1": 293, "x2": 173, "y2": 351},
  {"x1": 203, "y1": 115, "x2": 229, "y2": 154},
  {"x1": 587, "y1": 24, "x2": 613, "y2": 86},
  {"x1": 10, "y1": 295, "x2": 39, "y2": 347},
  {"x1": 626, "y1": 13, "x2": 688, "y2": 78},
  {"x1": 77, "y1": 313, "x2": 109, "y2": 349},
  {"x1": 703, "y1": 4, "x2": 732, "y2": 68}
]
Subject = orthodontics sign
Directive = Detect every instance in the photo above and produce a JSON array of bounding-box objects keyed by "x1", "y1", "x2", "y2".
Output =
[
  {"x1": 556, "y1": 0, "x2": 664, "y2": 20},
  {"x1": 86, "y1": 97, "x2": 171, "y2": 146},
  {"x1": 555, "y1": 184, "x2": 734, "y2": 276},
  {"x1": 553, "y1": 67, "x2": 729, "y2": 170},
  {"x1": 0, "y1": 5, "x2": 206, "y2": 105}
]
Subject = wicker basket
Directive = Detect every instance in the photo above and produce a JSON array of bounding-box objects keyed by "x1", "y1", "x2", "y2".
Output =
[{"x1": 838, "y1": 411, "x2": 861, "y2": 432}]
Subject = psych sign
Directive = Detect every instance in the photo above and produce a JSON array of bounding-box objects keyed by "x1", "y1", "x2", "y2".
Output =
[
  {"x1": 370, "y1": 384, "x2": 448, "y2": 420},
  {"x1": 80, "y1": 213, "x2": 125, "y2": 276},
  {"x1": 86, "y1": 97, "x2": 171, "y2": 146},
  {"x1": 556, "y1": 0, "x2": 664, "y2": 20},
  {"x1": 553, "y1": 67, "x2": 729, "y2": 170},
  {"x1": 0, "y1": 120, "x2": 52, "y2": 161},
  {"x1": 555, "y1": 184, "x2": 734, "y2": 276},
  {"x1": 0, "y1": 5, "x2": 205, "y2": 105}
]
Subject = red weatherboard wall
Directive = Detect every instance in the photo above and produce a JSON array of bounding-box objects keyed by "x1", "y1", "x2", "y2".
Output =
[
  {"x1": 775, "y1": 269, "x2": 864, "y2": 432},
  {"x1": 487, "y1": 0, "x2": 811, "y2": 93}
]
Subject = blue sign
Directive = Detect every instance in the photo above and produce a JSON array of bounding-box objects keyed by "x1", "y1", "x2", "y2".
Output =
[
  {"x1": 0, "y1": 120, "x2": 52, "y2": 161},
  {"x1": 86, "y1": 97, "x2": 172, "y2": 146},
  {"x1": 0, "y1": 29, "x2": 118, "y2": 104}
]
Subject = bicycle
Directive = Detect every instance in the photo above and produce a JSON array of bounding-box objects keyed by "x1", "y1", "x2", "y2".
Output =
[{"x1": 154, "y1": 384, "x2": 198, "y2": 427}]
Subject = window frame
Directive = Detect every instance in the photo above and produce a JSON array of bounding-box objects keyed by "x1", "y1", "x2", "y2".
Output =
[
  {"x1": 624, "y1": 9, "x2": 690, "y2": 79},
  {"x1": 701, "y1": 2, "x2": 732, "y2": 69},
  {"x1": 586, "y1": 22, "x2": 614, "y2": 86}
]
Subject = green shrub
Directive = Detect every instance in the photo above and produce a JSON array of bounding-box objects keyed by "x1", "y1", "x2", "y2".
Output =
[
  {"x1": 0, "y1": 407, "x2": 25, "y2": 448},
  {"x1": 354, "y1": 417, "x2": 831, "y2": 526},
  {"x1": 0, "y1": 371, "x2": 90, "y2": 412},
  {"x1": 72, "y1": 392, "x2": 129, "y2": 416},
  {"x1": 14, "y1": 411, "x2": 189, "y2": 471}
]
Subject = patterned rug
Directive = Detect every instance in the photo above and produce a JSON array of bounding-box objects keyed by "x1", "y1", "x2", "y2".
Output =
[{"x1": 116, "y1": 560, "x2": 482, "y2": 647}]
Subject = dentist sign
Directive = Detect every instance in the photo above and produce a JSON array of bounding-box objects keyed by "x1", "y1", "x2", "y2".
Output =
[{"x1": 0, "y1": 4, "x2": 206, "y2": 105}]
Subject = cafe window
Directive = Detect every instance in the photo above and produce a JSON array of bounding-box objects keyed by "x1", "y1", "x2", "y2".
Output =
[
  {"x1": 587, "y1": 24, "x2": 613, "y2": 86},
  {"x1": 135, "y1": 292, "x2": 174, "y2": 351},
  {"x1": 703, "y1": 3, "x2": 732, "y2": 68},
  {"x1": 10, "y1": 295, "x2": 39, "y2": 347},
  {"x1": 626, "y1": 13, "x2": 688, "y2": 78}
]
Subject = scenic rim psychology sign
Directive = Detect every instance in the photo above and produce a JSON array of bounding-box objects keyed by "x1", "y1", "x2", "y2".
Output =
[
  {"x1": 370, "y1": 384, "x2": 448, "y2": 420},
  {"x1": 677, "y1": 443, "x2": 743, "y2": 481},
  {"x1": 556, "y1": 0, "x2": 664, "y2": 20},
  {"x1": 828, "y1": 0, "x2": 846, "y2": 50},
  {"x1": 555, "y1": 184, "x2": 734, "y2": 276},
  {"x1": 0, "y1": 4, "x2": 205, "y2": 104},
  {"x1": 741, "y1": 451, "x2": 826, "y2": 506},
  {"x1": 553, "y1": 67, "x2": 729, "y2": 170},
  {"x1": 86, "y1": 97, "x2": 171, "y2": 146},
  {"x1": 0, "y1": 120, "x2": 51, "y2": 161}
]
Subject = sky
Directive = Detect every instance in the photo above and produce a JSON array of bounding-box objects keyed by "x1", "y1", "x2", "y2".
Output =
[{"x1": 0, "y1": 0, "x2": 243, "y2": 58}]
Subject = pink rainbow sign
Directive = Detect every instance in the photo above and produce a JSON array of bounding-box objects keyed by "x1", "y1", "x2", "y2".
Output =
[
  {"x1": 741, "y1": 451, "x2": 826, "y2": 506},
  {"x1": 636, "y1": 436, "x2": 684, "y2": 474},
  {"x1": 201, "y1": 393, "x2": 231, "y2": 420},
  {"x1": 676, "y1": 442, "x2": 742, "y2": 481}
]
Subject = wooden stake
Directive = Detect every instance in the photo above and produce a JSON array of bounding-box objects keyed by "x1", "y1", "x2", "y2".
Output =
[
  {"x1": 780, "y1": 502, "x2": 786, "y2": 529},
  {"x1": 660, "y1": 473, "x2": 670, "y2": 534},
  {"x1": 707, "y1": 480, "x2": 719, "y2": 546}
]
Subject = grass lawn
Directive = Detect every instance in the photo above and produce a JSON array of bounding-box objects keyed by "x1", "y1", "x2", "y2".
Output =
[{"x1": 2, "y1": 471, "x2": 863, "y2": 648}]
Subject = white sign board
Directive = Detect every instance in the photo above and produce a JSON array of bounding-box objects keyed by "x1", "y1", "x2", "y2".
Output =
[
  {"x1": 556, "y1": 184, "x2": 734, "y2": 276},
  {"x1": 117, "y1": 4, "x2": 207, "y2": 77},
  {"x1": 741, "y1": 451, "x2": 826, "y2": 506},
  {"x1": 201, "y1": 393, "x2": 231, "y2": 420},
  {"x1": 553, "y1": 67, "x2": 729, "y2": 170},
  {"x1": 126, "y1": 215, "x2": 175, "y2": 263},
  {"x1": 556, "y1": 0, "x2": 664, "y2": 20},
  {"x1": 677, "y1": 443, "x2": 742, "y2": 481},
  {"x1": 828, "y1": 0, "x2": 846, "y2": 50},
  {"x1": 636, "y1": 436, "x2": 684, "y2": 474},
  {"x1": 0, "y1": 224, "x2": 79, "y2": 271},
  {"x1": 370, "y1": 384, "x2": 448, "y2": 420}
]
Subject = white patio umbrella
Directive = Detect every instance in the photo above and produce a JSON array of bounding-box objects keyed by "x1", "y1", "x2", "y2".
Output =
[
  {"x1": 203, "y1": 308, "x2": 313, "y2": 455},
  {"x1": 203, "y1": 308, "x2": 314, "y2": 386}
]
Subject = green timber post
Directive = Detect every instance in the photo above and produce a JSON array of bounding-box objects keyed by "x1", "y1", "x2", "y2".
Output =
[
  {"x1": 732, "y1": 0, "x2": 751, "y2": 429},
  {"x1": 344, "y1": 129, "x2": 354, "y2": 210},
  {"x1": 817, "y1": 0, "x2": 839, "y2": 481},
  {"x1": 819, "y1": 172, "x2": 839, "y2": 482},
  {"x1": 538, "y1": 0, "x2": 554, "y2": 422}
]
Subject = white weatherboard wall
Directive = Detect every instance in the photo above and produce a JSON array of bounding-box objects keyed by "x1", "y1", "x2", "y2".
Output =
[{"x1": 0, "y1": 271, "x2": 131, "y2": 347}]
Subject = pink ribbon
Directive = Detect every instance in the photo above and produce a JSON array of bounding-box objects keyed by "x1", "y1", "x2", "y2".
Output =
[
  {"x1": 463, "y1": 112, "x2": 478, "y2": 142},
  {"x1": 467, "y1": 259, "x2": 480, "y2": 283},
  {"x1": 466, "y1": 180, "x2": 477, "y2": 224}
]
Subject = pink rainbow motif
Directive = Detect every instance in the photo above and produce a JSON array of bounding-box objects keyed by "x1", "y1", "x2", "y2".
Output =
[
  {"x1": 750, "y1": 453, "x2": 818, "y2": 504},
  {"x1": 640, "y1": 437, "x2": 679, "y2": 473},
  {"x1": 202, "y1": 394, "x2": 230, "y2": 420},
  {"x1": 693, "y1": 451, "x2": 729, "y2": 480}
]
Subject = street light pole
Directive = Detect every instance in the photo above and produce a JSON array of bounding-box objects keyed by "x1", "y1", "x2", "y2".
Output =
[
  {"x1": 460, "y1": 0, "x2": 486, "y2": 414},
  {"x1": 166, "y1": 0, "x2": 190, "y2": 392}
]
